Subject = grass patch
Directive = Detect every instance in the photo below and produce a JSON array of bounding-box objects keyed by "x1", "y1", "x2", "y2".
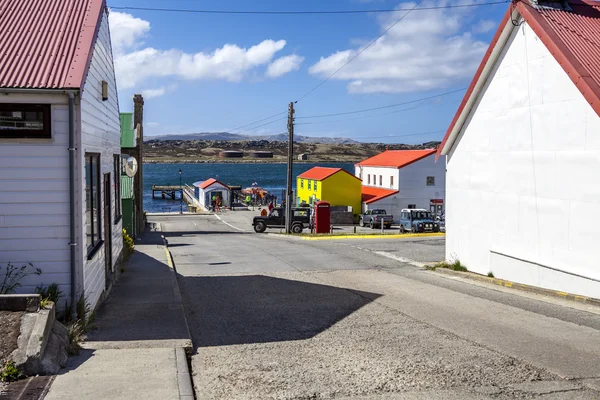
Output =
[
  {"x1": 427, "y1": 259, "x2": 468, "y2": 272},
  {"x1": 487, "y1": 272, "x2": 495, "y2": 278},
  {"x1": 0, "y1": 360, "x2": 21, "y2": 382}
]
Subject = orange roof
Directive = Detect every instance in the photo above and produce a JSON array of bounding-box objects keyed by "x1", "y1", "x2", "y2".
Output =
[
  {"x1": 361, "y1": 186, "x2": 398, "y2": 204},
  {"x1": 198, "y1": 178, "x2": 229, "y2": 190},
  {"x1": 356, "y1": 149, "x2": 436, "y2": 168},
  {"x1": 0, "y1": 0, "x2": 106, "y2": 89},
  {"x1": 298, "y1": 167, "x2": 360, "y2": 182}
]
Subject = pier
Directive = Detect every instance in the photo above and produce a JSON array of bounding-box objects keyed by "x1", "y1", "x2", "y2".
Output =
[{"x1": 151, "y1": 185, "x2": 182, "y2": 200}]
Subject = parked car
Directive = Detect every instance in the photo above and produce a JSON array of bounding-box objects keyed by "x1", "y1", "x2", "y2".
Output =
[
  {"x1": 360, "y1": 209, "x2": 394, "y2": 229},
  {"x1": 253, "y1": 207, "x2": 310, "y2": 234},
  {"x1": 398, "y1": 209, "x2": 440, "y2": 233}
]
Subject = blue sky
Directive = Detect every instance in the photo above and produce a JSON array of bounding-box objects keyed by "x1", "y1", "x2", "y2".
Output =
[{"x1": 109, "y1": 0, "x2": 508, "y2": 143}]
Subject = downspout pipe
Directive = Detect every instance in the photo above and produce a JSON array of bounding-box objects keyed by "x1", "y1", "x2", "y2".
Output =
[{"x1": 68, "y1": 92, "x2": 78, "y2": 319}]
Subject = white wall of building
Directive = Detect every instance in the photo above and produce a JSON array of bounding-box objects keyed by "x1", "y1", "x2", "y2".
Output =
[
  {"x1": 356, "y1": 166, "x2": 398, "y2": 189},
  {"x1": 198, "y1": 183, "x2": 230, "y2": 210},
  {"x1": 79, "y1": 10, "x2": 123, "y2": 309},
  {"x1": 446, "y1": 22, "x2": 600, "y2": 298},
  {"x1": 0, "y1": 93, "x2": 71, "y2": 294},
  {"x1": 398, "y1": 155, "x2": 446, "y2": 211}
]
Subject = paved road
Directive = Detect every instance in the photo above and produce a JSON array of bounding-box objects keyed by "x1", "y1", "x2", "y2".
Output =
[{"x1": 155, "y1": 212, "x2": 600, "y2": 400}]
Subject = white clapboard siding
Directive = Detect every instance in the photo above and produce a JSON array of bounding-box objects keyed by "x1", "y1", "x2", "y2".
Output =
[
  {"x1": 79, "y1": 9, "x2": 123, "y2": 309},
  {"x1": 0, "y1": 97, "x2": 71, "y2": 297}
]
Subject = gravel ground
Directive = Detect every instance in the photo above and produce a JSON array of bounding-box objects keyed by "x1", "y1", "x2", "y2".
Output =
[
  {"x1": 0, "y1": 311, "x2": 23, "y2": 364},
  {"x1": 191, "y1": 273, "x2": 553, "y2": 400}
]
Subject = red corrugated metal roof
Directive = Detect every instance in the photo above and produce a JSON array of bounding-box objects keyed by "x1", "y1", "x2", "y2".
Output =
[
  {"x1": 198, "y1": 178, "x2": 230, "y2": 190},
  {"x1": 356, "y1": 149, "x2": 436, "y2": 168},
  {"x1": 298, "y1": 167, "x2": 360, "y2": 182},
  {"x1": 437, "y1": 0, "x2": 600, "y2": 159},
  {"x1": 0, "y1": 0, "x2": 105, "y2": 89},
  {"x1": 361, "y1": 186, "x2": 398, "y2": 204}
]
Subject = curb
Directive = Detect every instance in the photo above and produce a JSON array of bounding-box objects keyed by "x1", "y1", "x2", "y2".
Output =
[
  {"x1": 300, "y1": 232, "x2": 445, "y2": 241},
  {"x1": 160, "y1": 232, "x2": 194, "y2": 353},
  {"x1": 175, "y1": 347, "x2": 195, "y2": 400},
  {"x1": 432, "y1": 268, "x2": 600, "y2": 307}
]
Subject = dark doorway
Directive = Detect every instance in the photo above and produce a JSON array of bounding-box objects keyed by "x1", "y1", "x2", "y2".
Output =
[{"x1": 104, "y1": 173, "x2": 112, "y2": 289}]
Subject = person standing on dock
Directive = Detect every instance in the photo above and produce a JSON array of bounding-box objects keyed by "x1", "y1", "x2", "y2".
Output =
[{"x1": 268, "y1": 201, "x2": 274, "y2": 213}]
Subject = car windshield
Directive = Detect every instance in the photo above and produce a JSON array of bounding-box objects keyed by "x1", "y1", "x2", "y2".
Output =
[
  {"x1": 372, "y1": 210, "x2": 386, "y2": 215},
  {"x1": 411, "y1": 211, "x2": 432, "y2": 220}
]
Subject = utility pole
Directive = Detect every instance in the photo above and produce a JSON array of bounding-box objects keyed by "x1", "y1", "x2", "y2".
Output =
[{"x1": 285, "y1": 102, "x2": 295, "y2": 234}]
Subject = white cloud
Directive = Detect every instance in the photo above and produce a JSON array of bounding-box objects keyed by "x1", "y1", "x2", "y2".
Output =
[
  {"x1": 473, "y1": 19, "x2": 497, "y2": 34},
  {"x1": 309, "y1": 0, "x2": 489, "y2": 94},
  {"x1": 141, "y1": 87, "x2": 166, "y2": 99},
  {"x1": 266, "y1": 54, "x2": 305, "y2": 78},
  {"x1": 108, "y1": 11, "x2": 297, "y2": 90}
]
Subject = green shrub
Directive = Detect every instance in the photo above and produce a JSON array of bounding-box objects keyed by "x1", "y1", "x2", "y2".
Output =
[
  {"x1": 123, "y1": 229, "x2": 135, "y2": 261},
  {"x1": 36, "y1": 283, "x2": 63, "y2": 304},
  {"x1": 487, "y1": 272, "x2": 495, "y2": 278},
  {"x1": 0, "y1": 360, "x2": 21, "y2": 382},
  {"x1": 0, "y1": 263, "x2": 41, "y2": 294}
]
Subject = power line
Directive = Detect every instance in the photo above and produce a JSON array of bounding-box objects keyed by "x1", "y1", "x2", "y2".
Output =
[
  {"x1": 294, "y1": 0, "x2": 425, "y2": 103},
  {"x1": 296, "y1": 88, "x2": 466, "y2": 120},
  {"x1": 295, "y1": 103, "x2": 424, "y2": 125},
  {"x1": 234, "y1": 117, "x2": 287, "y2": 134},
  {"x1": 351, "y1": 129, "x2": 446, "y2": 140},
  {"x1": 227, "y1": 111, "x2": 286, "y2": 133},
  {"x1": 109, "y1": 2, "x2": 508, "y2": 15}
]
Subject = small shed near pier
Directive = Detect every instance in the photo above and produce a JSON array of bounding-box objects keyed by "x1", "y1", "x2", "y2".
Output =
[{"x1": 193, "y1": 179, "x2": 231, "y2": 210}]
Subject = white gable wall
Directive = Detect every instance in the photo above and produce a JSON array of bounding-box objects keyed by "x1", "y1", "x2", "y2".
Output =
[
  {"x1": 79, "y1": 10, "x2": 123, "y2": 309},
  {"x1": 446, "y1": 22, "x2": 600, "y2": 297},
  {"x1": 356, "y1": 166, "x2": 398, "y2": 189},
  {"x1": 398, "y1": 154, "x2": 446, "y2": 209},
  {"x1": 0, "y1": 93, "x2": 71, "y2": 295}
]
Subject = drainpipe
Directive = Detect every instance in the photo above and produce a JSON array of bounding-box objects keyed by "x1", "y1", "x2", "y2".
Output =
[{"x1": 68, "y1": 92, "x2": 78, "y2": 319}]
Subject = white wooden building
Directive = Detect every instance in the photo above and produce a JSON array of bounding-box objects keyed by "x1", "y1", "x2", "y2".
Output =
[
  {"x1": 437, "y1": 0, "x2": 600, "y2": 298},
  {"x1": 355, "y1": 150, "x2": 445, "y2": 222},
  {"x1": 193, "y1": 179, "x2": 231, "y2": 210},
  {"x1": 0, "y1": 0, "x2": 123, "y2": 310}
]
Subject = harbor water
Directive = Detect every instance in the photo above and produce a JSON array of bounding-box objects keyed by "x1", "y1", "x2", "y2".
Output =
[{"x1": 143, "y1": 162, "x2": 355, "y2": 213}]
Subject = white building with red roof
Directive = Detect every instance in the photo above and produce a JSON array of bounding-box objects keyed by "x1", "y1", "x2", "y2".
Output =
[
  {"x1": 193, "y1": 178, "x2": 231, "y2": 211},
  {"x1": 355, "y1": 149, "x2": 445, "y2": 221},
  {"x1": 0, "y1": 0, "x2": 123, "y2": 310},
  {"x1": 437, "y1": 0, "x2": 600, "y2": 297}
]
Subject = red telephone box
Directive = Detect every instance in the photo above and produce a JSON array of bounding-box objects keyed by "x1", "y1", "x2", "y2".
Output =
[{"x1": 313, "y1": 201, "x2": 331, "y2": 234}]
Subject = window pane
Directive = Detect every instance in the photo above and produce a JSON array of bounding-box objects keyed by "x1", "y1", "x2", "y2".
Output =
[
  {"x1": 0, "y1": 105, "x2": 50, "y2": 138},
  {"x1": 92, "y1": 156, "x2": 99, "y2": 245},
  {"x1": 85, "y1": 156, "x2": 93, "y2": 249}
]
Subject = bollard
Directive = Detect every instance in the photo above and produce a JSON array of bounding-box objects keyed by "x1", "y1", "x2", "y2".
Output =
[
  {"x1": 381, "y1": 222, "x2": 384, "y2": 234},
  {"x1": 354, "y1": 226, "x2": 356, "y2": 234}
]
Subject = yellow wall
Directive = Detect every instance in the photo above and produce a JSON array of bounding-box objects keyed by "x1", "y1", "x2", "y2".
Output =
[
  {"x1": 297, "y1": 176, "x2": 322, "y2": 205},
  {"x1": 321, "y1": 172, "x2": 362, "y2": 216},
  {"x1": 296, "y1": 171, "x2": 362, "y2": 216}
]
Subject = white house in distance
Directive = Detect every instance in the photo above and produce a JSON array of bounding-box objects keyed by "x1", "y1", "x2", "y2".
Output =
[
  {"x1": 0, "y1": 0, "x2": 123, "y2": 310},
  {"x1": 193, "y1": 179, "x2": 231, "y2": 210},
  {"x1": 355, "y1": 149, "x2": 445, "y2": 221},
  {"x1": 437, "y1": 0, "x2": 600, "y2": 298}
]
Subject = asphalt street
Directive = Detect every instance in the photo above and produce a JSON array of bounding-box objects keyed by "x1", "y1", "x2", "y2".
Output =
[{"x1": 154, "y1": 211, "x2": 600, "y2": 400}]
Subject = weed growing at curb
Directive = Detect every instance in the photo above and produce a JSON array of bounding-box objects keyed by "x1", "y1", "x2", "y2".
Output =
[
  {"x1": 0, "y1": 263, "x2": 41, "y2": 294},
  {"x1": 487, "y1": 272, "x2": 495, "y2": 278},
  {"x1": 60, "y1": 295, "x2": 96, "y2": 355},
  {"x1": 0, "y1": 361, "x2": 21, "y2": 382},
  {"x1": 428, "y1": 259, "x2": 468, "y2": 272},
  {"x1": 123, "y1": 229, "x2": 135, "y2": 261}
]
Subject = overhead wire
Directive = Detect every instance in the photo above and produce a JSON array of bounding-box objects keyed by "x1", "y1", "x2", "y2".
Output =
[
  {"x1": 109, "y1": 2, "x2": 509, "y2": 15},
  {"x1": 233, "y1": 117, "x2": 287, "y2": 134},
  {"x1": 295, "y1": 103, "x2": 424, "y2": 125},
  {"x1": 350, "y1": 129, "x2": 447, "y2": 140},
  {"x1": 227, "y1": 111, "x2": 286, "y2": 134},
  {"x1": 294, "y1": 0, "x2": 426, "y2": 103}
]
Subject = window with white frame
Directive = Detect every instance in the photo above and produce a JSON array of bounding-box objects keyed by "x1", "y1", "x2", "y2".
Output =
[{"x1": 0, "y1": 104, "x2": 51, "y2": 138}]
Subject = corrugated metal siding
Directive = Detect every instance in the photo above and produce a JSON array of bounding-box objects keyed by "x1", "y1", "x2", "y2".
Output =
[
  {"x1": 0, "y1": 0, "x2": 104, "y2": 89},
  {"x1": 121, "y1": 176, "x2": 134, "y2": 199},
  {"x1": 538, "y1": 2, "x2": 600, "y2": 92},
  {"x1": 120, "y1": 113, "x2": 135, "y2": 148}
]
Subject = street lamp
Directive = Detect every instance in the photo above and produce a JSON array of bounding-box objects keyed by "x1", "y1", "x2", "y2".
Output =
[{"x1": 178, "y1": 169, "x2": 183, "y2": 214}]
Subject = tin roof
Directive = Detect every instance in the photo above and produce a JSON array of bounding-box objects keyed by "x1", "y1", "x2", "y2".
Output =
[
  {"x1": 195, "y1": 178, "x2": 230, "y2": 190},
  {"x1": 356, "y1": 149, "x2": 436, "y2": 168},
  {"x1": 121, "y1": 175, "x2": 134, "y2": 199},
  {"x1": 438, "y1": 0, "x2": 600, "y2": 158},
  {"x1": 298, "y1": 167, "x2": 361, "y2": 182},
  {"x1": 361, "y1": 187, "x2": 398, "y2": 204},
  {"x1": 0, "y1": 0, "x2": 106, "y2": 89}
]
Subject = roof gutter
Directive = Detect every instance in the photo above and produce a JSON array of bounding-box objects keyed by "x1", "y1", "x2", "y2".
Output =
[
  {"x1": 0, "y1": 88, "x2": 79, "y2": 94},
  {"x1": 438, "y1": 5, "x2": 521, "y2": 158}
]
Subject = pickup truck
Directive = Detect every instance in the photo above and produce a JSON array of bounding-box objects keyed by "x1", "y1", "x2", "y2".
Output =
[
  {"x1": 359, "y1": 209, "x2": 394, "y2": 229},
  {"x1": 253, "y1": 207, "x2": 310, "y2": 234}
]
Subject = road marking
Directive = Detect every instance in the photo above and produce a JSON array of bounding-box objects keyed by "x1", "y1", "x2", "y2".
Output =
[
  {"x1": 351, "y1": 245, "x2": 427, "y2": 268},
  {"x1": 164, "y1": 247, "x2": 174, "y2": 270},
  {"x1": 301, "y1": 233, "x2": 445, "y2": 240},
  {"x1": 214, "y1": 214, "x2": 247, "y2": 232}
]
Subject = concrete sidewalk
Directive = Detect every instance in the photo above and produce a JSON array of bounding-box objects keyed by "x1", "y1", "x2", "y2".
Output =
[{"x1": 45, "y1": 226, "x2": 193, "y2": 400}]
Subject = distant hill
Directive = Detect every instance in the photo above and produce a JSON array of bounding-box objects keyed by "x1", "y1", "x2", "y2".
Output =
[{"x1": 145, "y1": 132, "x2": 359, "y2": 144}]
